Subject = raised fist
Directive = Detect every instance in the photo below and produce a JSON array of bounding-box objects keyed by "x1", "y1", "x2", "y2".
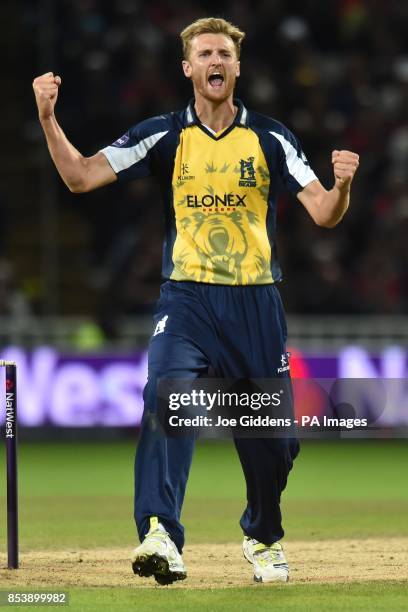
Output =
[
  {"x1": 32, "y1": 72, "x2": 61, "y2": 121},
  {"x1": 332, "y1": 150, "x2": 359, "y2": 189}
]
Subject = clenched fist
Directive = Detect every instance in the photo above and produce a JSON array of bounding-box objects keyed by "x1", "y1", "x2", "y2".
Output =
[
  {"x1": 32, "y1": 72, "x2": 61, "y2": 121},
  {"x1": 332, "y1": 150, "x2": 359, "y2": 189}
]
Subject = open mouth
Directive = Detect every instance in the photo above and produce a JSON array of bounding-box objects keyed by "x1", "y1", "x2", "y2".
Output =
[{"x1": 208, "y1": 73, "x2": 224, "y2": 88}]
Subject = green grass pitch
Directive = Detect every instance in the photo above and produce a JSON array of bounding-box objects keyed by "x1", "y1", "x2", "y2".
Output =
[{"x1": 1, "y1": 439, "x2": 407, "y2": 610}]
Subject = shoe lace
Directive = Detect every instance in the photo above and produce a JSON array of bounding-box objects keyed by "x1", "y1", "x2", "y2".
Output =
[
  {"x1": 252, "y1": 542, "x2": 283, "y2": 567},
  {"x1": 147, "y1": 527, "x2": 181, "y2": 562},
  {"x1": 146, "y1": 527, "x2": 168, "y2": 543}
]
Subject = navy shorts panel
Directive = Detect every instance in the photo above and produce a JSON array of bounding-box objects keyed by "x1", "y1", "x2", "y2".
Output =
[
  {"x1": 213, "y1": 283, "x2": 288, "y2": 378},
  {"x1": 150, "y1": 281, "x2": 289, "y2": 379},
  {"x1": 147, "y1": 333, "x2": 211, "y2": 383},
  {"x1": 149, "y1": 281, "x2": 220, "y2": 371}
]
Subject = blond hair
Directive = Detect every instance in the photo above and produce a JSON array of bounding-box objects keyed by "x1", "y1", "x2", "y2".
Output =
[{"x1": 180, "y1": 17, "x2": 245, "y2": 59}]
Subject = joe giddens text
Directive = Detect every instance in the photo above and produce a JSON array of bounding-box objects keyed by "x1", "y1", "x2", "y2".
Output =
[{"x1": 167, "y1": 415, "x2": 368, "y2": 428}]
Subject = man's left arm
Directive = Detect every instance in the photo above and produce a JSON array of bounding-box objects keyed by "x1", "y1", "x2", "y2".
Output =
[{"x1": 297, "y1": 150, "x2": 359, "y2": 228}]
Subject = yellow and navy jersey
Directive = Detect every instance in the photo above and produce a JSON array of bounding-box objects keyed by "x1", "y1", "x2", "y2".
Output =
[{"x1": 100, "y1": 99, "x2": 317, "y2": 285}]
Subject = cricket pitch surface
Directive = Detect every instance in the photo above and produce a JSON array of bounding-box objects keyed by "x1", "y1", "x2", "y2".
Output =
[{"x1": 1, "y1": 538, "x2": 407, "y2": 588}]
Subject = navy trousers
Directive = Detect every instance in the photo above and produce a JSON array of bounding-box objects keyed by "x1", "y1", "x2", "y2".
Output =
[{"x1": 134, "y1": 281, "x2": 299, "y2": 553}]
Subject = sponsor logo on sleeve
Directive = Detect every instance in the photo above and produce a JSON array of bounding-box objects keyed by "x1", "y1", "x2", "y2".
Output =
[
  {"x1": 153, "y1": 315, "x2": 169, "y2": 336},
  {"x1": 277, "y1": 352, "x2": 291, "y2": 373},
  {"x1": 113, "y1": 134, "x2": 130, "y2": 147}
]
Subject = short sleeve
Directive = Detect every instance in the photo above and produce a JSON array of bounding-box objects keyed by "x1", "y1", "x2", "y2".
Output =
[
  {"x1": 270, "y1": 125, "x2": 318, "y2": 195},
  {"x1": 100, "y1": 119, "x2": 169, "y2": 183}
]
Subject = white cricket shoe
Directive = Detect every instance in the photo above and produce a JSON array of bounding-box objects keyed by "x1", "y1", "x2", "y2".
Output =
[
  {"x1": 243, "y1": 536, "x2": 289, "y2": 583},
  {"x1": 132, "y1": 517, "x2": 187, "y2": 585}
]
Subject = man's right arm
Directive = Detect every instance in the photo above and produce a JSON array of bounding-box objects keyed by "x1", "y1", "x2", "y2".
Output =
[{"x1": 33, "y1": 72, "x2": 117, "y2": 193}]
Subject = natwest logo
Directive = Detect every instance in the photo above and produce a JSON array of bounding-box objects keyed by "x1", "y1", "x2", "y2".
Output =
[{"x1": 186, "y1": 193, "x2": 247, "y2": 208}]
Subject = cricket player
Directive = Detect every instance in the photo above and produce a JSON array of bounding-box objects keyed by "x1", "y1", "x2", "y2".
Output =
[{"x1": 33, "y1": 17, "x2": 359, "y2": 585}]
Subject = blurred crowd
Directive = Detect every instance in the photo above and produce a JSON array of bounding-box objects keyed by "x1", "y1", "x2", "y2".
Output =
[{"x1": 21, "y1": 0, "x2": 408, "y2": 334}]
